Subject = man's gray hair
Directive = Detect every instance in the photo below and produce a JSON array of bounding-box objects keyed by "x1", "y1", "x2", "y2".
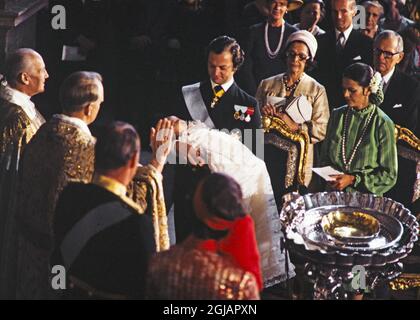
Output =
[
  {"x1": 3, "y1": 48, "x2": 41, "y2": 87},
  {"x1": 374, "y1": 30, "x2": 404, "y2": 52},
  {"x1": 362, "y1": 1, "x2": 384, "y2": 15},
  {"x1": 59, "y1": 71, "x2": 103, "y2": 113}
]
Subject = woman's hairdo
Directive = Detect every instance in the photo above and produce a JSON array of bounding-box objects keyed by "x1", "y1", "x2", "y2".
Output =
[
  {"x1": 200, "y1": 173, "x2": 246, "y2": 221},
  {"x1": 343, "y1": 62, "x2": 373, "y2": 87},
  {"x1": 343, "y1": 63, "x2": 384, "y2": 105}
]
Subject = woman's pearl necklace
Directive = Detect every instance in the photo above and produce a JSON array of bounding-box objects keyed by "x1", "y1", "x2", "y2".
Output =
[
  {"x1": 341, "y1": 105, "x2": 376, "y2": 172},
  {"x1": 265, "y1": 21, "x2": 285, "y2": 60}
]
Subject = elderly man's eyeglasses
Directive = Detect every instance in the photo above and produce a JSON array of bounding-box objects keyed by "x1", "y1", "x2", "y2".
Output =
[
  {"x1": 285, "y1": 52, "x2": 310, "y2": 61},
  {"x1": 374, "y1": 48, "x2": 401, "y2": 59}
]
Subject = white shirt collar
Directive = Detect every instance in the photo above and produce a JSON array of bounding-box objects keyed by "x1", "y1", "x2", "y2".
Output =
[
  {"x1": 382, "y1": 67, "x2": 396, "y2": 85},
  {"x1": 335, "y1": 24, "x2": 353, "y2": 46},
  {"x1": 53, "y1": 114, "x2": 92, "y2": 136},
  {"x1": 2, "y1": 85, "x2": 37, "y2": 120},
  {"x1": 210, "y1": 77, "x2": 234, "y2": 93},
  {"x1": 294, "y1": 23, "x2": 322, "y2": 36}
]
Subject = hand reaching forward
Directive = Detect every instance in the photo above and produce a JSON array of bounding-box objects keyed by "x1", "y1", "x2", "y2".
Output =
[{"x1": 150, "y1": 119, "x2": 174, "y2": 172}]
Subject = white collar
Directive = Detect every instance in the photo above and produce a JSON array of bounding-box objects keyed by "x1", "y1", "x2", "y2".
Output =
[
  {"x1": 53, "y1": 114, "x2": 92, "y2": 136},
  {"x1": 310, "y1": 25, "x2": 321, "y2": 35},
  {"x1": 0, "y1": 85, "x2": 37, "y2": 120},
  {"x1": 382, "y1": 67, "x2": 396, "y2": 85},
  {"x1": 210, "y1": 77, "x2": 234, "y2": 93},
  {"x1": 335, "y1": 24, "x2": 353, "y2": 45},
  {"x1": 294, "y1": 23, "x2": 322, "y2": 36}
]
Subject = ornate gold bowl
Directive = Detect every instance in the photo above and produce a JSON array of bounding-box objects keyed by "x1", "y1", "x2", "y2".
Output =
[{"x1": 321, "y1": 210, "x2": 380, "y2": 241}]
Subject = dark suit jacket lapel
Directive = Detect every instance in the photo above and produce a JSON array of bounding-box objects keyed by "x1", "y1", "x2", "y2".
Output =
[
  {"x1": 222, "y1": 82, "x2": 238, "y2": 103},
  {"x1": 342, "y1": 30, "x2": 360, "y2": 61},
  {"x1": 383, "y1": 71, "x2": 401, "y2": 113},
  {"x1": 200, "y1": 80, "x2": 213, "y2": 109},
  {"x1": 329, "y1": 31, "x2": 337, "y2": 47},
  {"x1": 344, "y1": 29, "x2": 358, "y2": 49},
  {"x1": 323, "y1": 32, "x2": 337, "y2": 55}
]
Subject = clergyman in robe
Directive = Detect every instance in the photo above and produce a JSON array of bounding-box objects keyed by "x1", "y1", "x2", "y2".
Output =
[
  {"x1": 0, "y1": 49, "x2": 49, "y2": 298},
  {"x1": 16, "y1": 71, "x2": 102, "y2": 299}
]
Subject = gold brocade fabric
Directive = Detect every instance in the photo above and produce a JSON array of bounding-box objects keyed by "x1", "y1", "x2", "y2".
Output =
[
  {"x1": 146, "y1": 237, "x2": 260, "y2": 300},
  {"x1": 128, "y1": 165, "x2": 170, "y2": 252},
  {"x1": 18, "y1": 116, "x2": 95, "y2": 236},
  {"x1": 92, "y1": 174, "x2": 145, "y2": 215},
  {"x1": 15, "y1": 116, "x2": 95, "y2": 299},
  {"x1": 0, "y1": 99, "x2": 45, "y2": 298},
  {"x1": 0, "y1": 100, "x2": 45, "y2": 154}
]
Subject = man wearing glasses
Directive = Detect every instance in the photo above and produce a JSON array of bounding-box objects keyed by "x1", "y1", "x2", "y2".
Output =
[
  {"x1": 375, "y1": 30, "x2": 420, "y2": 231},
  {"x1": 374, "y1": 30, "x2": 419, "y2": 136}
]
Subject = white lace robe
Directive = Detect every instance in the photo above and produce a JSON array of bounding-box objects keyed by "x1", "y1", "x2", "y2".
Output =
[{"x1": 181, "y1": 122, "x2": 295, "y2": 287}]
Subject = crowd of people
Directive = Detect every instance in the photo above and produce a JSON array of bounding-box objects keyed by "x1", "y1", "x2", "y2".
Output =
[{"x1": 0, "y1": 0, "x2": 418, "y2": 299}]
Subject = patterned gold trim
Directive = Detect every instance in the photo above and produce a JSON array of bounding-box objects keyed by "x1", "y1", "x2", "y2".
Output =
[
  {"x1": 92, "y1": 174, "x2": 127, "y2": 198},
  {"x1": 92, "y1": 174, "x2": 144, "y2": 214},
  {"x1": 132, "y1": 165, "x2": 170, "y2": 252},
  {"x1": 395, "y1": 125, "x2": 420, "y2": 152},
  {"x1": 265, "y1": 134, "x2": 299, "y2": 188},
  {"x1": 389, "y1": 274, "x2": 420, "y2": 291},
  {"x1": 395, "y1": 126, "x2": 420, "y2": 202},
  {"x1": 262, "y1": 115, "x2": 309, "y2": 186}
]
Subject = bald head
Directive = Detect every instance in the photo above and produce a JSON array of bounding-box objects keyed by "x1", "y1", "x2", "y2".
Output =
[{"x1": 4, "y1": 48, "x2": 48, "y2": 96}]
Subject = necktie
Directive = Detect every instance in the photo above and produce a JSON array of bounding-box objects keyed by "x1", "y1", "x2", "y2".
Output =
[
  {"x1": 382, "y1": 79, "x2": 389, "y2": 94},
  {"x1": 336, "y1": 32, "x2": 345, "y2": 53},
  {"x1": 211, "y1": 85, "x2": 225, "y2": 108}
]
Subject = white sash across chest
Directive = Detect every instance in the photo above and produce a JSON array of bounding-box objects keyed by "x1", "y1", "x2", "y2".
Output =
[{"x1": 182, "y1": 82, "x2": 216, "y2": 129}]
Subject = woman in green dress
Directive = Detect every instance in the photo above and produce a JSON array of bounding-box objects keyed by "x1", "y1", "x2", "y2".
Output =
[{"x1": 320, "y1": 62, "x2": 397, "y2": 196}]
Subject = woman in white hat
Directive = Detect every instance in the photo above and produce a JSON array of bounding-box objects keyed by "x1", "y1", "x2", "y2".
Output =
[{"x1": 256, "y1": 30, "x2": 330, "y2": 192}]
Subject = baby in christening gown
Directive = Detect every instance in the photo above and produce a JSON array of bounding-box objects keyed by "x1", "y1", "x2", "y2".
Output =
[{"x1": 169, "y1": 117, "x2": 295, "y2": 287}]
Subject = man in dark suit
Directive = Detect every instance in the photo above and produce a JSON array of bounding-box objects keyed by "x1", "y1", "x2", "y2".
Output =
[
  {"x1": 51, "y1": 120, "x2": 173, "y2": 299},
  {"x1": 313, "y1": 0, "x2": 373, "y2": 109},
  {"x1": 374, "y1": 31, "x2": 420, "y2": 212},
  {"x1": 177, "y1": 36, "x2": 261, "y2": 135},
  {"x1": 373, "y1": 30, "x2": 420, "y2": 136},
  {"x1": 172, "y1": 36, "x2": 262, "y2": 242}
]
